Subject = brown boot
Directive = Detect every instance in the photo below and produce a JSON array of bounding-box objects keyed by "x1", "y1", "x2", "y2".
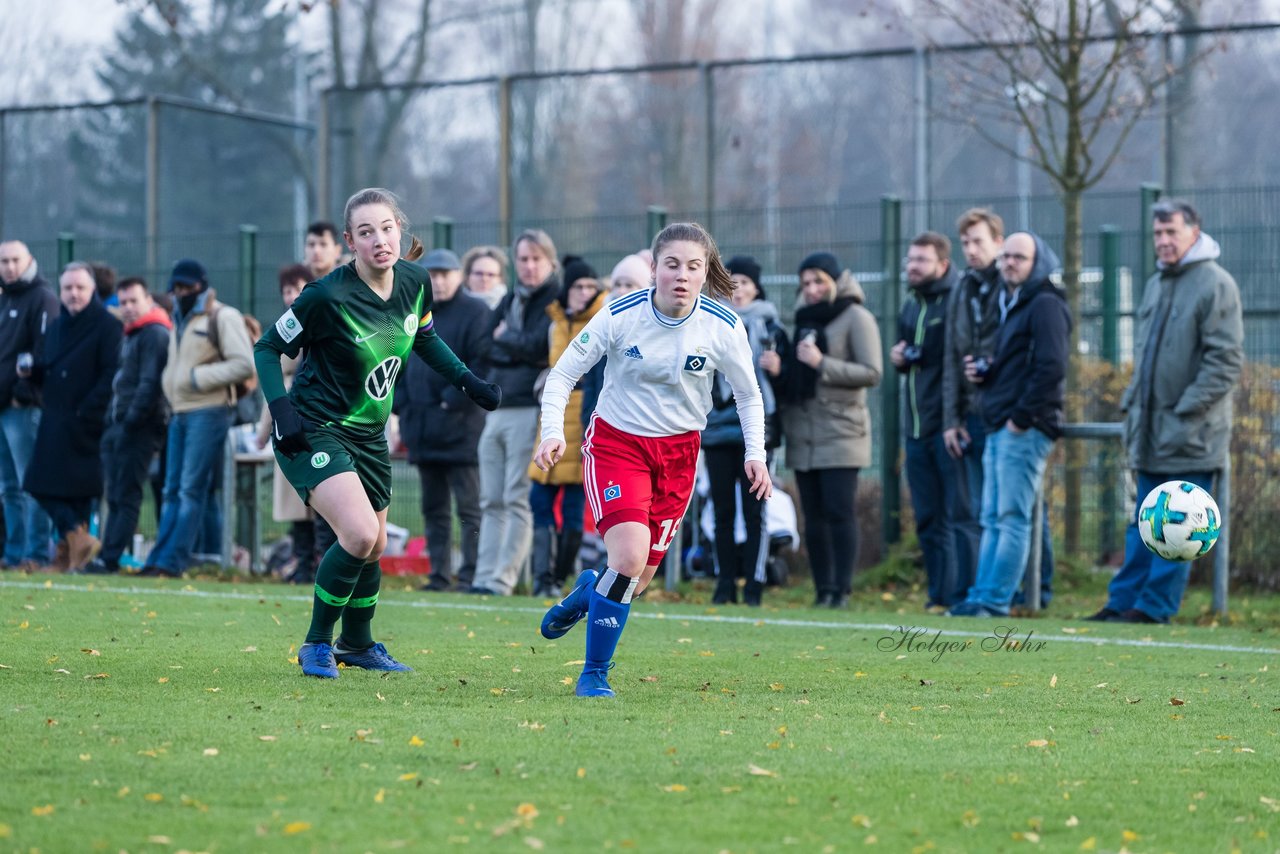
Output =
[
  {"x1": 66, "y1": 524, "x2": 102, "y2": 572},
  {"x1": 43, "y1": 539, "x2": 71, "y2": 573}
]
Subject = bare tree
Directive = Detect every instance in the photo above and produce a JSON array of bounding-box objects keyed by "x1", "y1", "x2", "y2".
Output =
[{"x1": 917, "y1": 0, "x2": 1218, "y2": 552}]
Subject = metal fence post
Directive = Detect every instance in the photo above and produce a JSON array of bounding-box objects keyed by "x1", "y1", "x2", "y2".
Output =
[
  {"x1": 646, "y1": 206, "x2": 667, "y2": 245},
  {"x1": 880, "y1": 194, "x2": 902, "y2": 547},
  {"x1": 1099, "y1": 225, "x2": 1121, "y2": 558},
  {"x1": 238, "y1": 224, "x2": 258, "y2": 309},
  {"x1": 432, "y1": 216, "x2": 454, "y2": 250},
  {"x1": 145, "y1": 97, "x2": 160, "y2": 280},
  {"x1": 1213, "y1": 458, "x2": 1231, "y2": 615},
  {"x1": 702, "y1": 63, "x2": 715, "y2": 229},
  {"x1": 1139, "y1": 183, "x2": 1162, "y2": 286},
  {"x1": 57, "y1": 232, "x2": 75, "y2": 270},
  {"x1": 498, "y1": 76, "x2": 512, "y2": 250}
]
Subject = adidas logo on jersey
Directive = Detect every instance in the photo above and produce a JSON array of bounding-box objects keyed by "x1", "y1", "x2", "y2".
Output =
[
  {"x1": 624, "y1": 345, "x2": 643, "y2": 359},
  {"x1": 593, "y1": 616, "x2": 620, "y2": 628}
]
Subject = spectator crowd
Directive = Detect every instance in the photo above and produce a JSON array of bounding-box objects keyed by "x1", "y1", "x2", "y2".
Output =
[{"x1": 0, "y1": 195, "x2": 1241, "y2": 624}]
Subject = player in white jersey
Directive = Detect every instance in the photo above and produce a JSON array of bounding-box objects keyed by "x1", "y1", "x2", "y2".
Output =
[{"x1": 533, "y1": 223, "x2": 773, "y2": 697}]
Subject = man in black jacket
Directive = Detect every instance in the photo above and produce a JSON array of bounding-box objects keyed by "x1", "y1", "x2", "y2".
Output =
[
  {"x1": 85, "y1": 278, "x2": 172, "y2": 574},
  {"x1": 397, "y1": 249, "x2": 493, "y2": 592},
  {"x1": 0, "y1": 240, "x2": 58, "y2": 568},
  {"x1": 890, "y1": 232, "x2": 974, "y2": 610},
  {"x1": 948, "y1": 232, "x2": 1071, "y2": 618},
  {"x1": 469, "y1": 229, "x2": 560, "y2": 596}
]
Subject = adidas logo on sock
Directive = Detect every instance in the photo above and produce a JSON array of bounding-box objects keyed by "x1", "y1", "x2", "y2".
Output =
[
  {"x1": 593, "y1": 616, "x2": 620, "y2": 628},
  {"x1": 623, "y1": 345, "x2": 643, "y2": 359}
]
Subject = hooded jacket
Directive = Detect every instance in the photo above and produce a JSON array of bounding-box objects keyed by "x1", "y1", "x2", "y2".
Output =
[
  {"x1": 396, "y1": 289, "x2": 495, "y2": 466},
  {"x1": 777, "y1": 270, "x2": 883, "y2": 471},
  {"x1": 1122, "y1": 233, "x2": 1243, "y2": 473},
  {"x1": 24, "y1": 296, "x2": 122, "y2": 500},
  {"x1": 703, "y1": 297, "x2": 786, "y2": 449},
  {"x1": 896, "y1": 263, "x2": 959, "y2": 440},
  {"x1": 486, "y1": 275, "x2": 560, "y2": 407},
  {"x1": 0, "y1": 262, "x2": 60, "y2": 409},
  {"x1": 978, "y1": 233, "x2": 1072, "y2": 438},
  {"x1": 109, "y1": 305, "x2": 173, "y2": 428},
  {"x1": 942, "y1": 260, "x2": 1002, "y2": 430}
]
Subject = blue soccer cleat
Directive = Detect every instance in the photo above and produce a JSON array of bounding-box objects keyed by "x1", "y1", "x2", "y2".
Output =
[
  {"x1": 575, "y1": 662, "x2": 616, "y2": 697},
  {"x1": 299, "y1": 642, "x2": 339, "y2": 679},
  {"x1": 332, "y1": 641, "x2": 413, "y2": 672},
  {"x1": 540, "y1": 569, "x2": 599, "y2": 640}
]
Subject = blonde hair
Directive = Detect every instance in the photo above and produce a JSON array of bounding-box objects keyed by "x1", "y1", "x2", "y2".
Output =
[
  {"x1": 461, "y1": 244, "x2": 508, "y2": 280},
  {"x1": 342, "y1": 187, "x2": 424, "y2": 261},
  {"x1": 650, "y1": 222, "x2": 734, "y2": 301},
  {"x1": 512, "y1": 228, "x2": 560, "y2": 275},
  {"x1": 956, "y1": 207, "x2": 1005, "y2": 242}
]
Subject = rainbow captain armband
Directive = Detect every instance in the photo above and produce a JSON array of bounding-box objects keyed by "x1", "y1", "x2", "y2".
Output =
[{"x1": 419, "y1": 310, "x2": 434, "y2": 332}]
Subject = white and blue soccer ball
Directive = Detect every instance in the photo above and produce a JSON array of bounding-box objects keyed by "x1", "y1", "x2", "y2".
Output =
[{"x1": 1137, "y1": 480, "x2": 1221, "y2": 562}]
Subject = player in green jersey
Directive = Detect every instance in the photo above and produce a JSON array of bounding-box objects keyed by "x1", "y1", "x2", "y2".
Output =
[{"x1": 254, "y1": 187, "x2": 501, "y2": 678}]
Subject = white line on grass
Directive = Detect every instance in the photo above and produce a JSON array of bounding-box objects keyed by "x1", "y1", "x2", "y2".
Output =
[{"x1": 4, "y1": 578, "x2": 1278, "y2": 656}]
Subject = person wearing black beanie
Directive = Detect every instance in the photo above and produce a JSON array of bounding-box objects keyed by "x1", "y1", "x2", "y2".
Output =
[
  {"x1": 725, "y1": 255, "x2": 763, "y2": 297},
  {"x1": 797, "y1": 251, "x2": 842, "y2": 285}
]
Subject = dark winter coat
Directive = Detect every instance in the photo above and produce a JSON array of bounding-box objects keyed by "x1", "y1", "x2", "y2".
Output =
[
  {"x1": 24, "y1": 297, "x2": 123, "y2": 499},
  {"x1": 703, "y1": 298, "x2": 787, "y2": 449},
  {"x1": 977, "y1": 233, "x2": 1072, "y2": 439},
  {"x1": 109, "y1": 305, "x2": 172, "y2": 428},
  {"x1": 397, "y1": 290, "x2": 494, "y2": 466},
  {"x1": 0, "y1": 269, "x2": 60, "y2": 409},
  {"x1": 895, "y1": 263, "x2": 958, "y2": 439},
  {"x1": 941, "y1": 261, "x2": 1001, "y2": 430},
  {"x1": 486, "y1": 276, "x2": 560, "y2": 407}
]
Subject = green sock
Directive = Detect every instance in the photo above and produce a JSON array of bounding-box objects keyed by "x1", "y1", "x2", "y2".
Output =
[
  {"x1": 304, "y1": 543, "x2": 366, "y2": 645},
  {"x1": 337, "y1": 561, "x2": 382, "y2": 651}
]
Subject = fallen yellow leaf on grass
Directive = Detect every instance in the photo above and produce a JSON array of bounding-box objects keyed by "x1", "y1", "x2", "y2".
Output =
[
  {"x1": 31, "y1": 805, "x2": 54, "y2": 816},
  {"x1": 661, "y1": 784, "x2": 688, "y2": 793},
  {"x1": 409, "y1": 735, "x2": 425, "y2": 746},
  {"x1": 203, "y1": 748, "x2": 219, "y2": 757},
  {"x1": 81, "y1": 648, "x2": 100, "y2": 656},
  {"x1": 0, "y1": 823, "x2": 10, "y2": 838},
  {"x1": 576, "y1": 768, "x2": 586, "y2": 778},
  {"x1": 1066, "y1": 815, "x2": 1079, "y2": 827},
  {"x1": 1170, "y1": 697, "x2": 1185, "y2": 706},
  {"x1": 85, "y1": 673, "x2": 109, "y2": 680},
  {"x1": 516, "y1": 803, "x2": 539, "y2": 819},
  {"x1": 147, "y1": 835, "x2": 171, "y2": 844},
  {"x1": 748, "y1": 764, "x2": 777, "y2": 777},
  {"x1": 1050, "y1": 674, "x2": 1058, "y2": 688},
  {"x1": 1261, "y1": 796, "x2": 1280, "y2": 812},
  {"x1": 1121, "y1": 829, "x2": 1140, "y2": 842},
  {"x1": 258, "y1": 735, "x2": 277, "y2": 742},
  {"x1": 1026, "y1": 740, "x2": 1049, "y2": 748},
  {"x1": 144, "y1": 793, "x2": 164, "y2": 803},
  {"x1": 961, "y1": 810, "x2": 979, "y2": 828},
  {"x1": 283, "y1": 821, "x2": 311, "y2": 835},
  {"x1": 769, "y1": 683, "x2": 785, "y2": 691},
  {"x1": 374, "y1": 788, "x2": 386, "y2": 804},
  {"x1": 79, "y1": 754, "x2": 90, "y2": 761},
  {"x1": 851, "y1": 814, "x2": 871, "y2": 828},
  {"x1": 158, "y1": 677, "x2": 169, "y2": 683},
  {"x1": 524, "y1": 837, "x2": 545, "y2": 850},
  {"x1": 399, "y1": 773, "x2": 418, "y2": 782}
]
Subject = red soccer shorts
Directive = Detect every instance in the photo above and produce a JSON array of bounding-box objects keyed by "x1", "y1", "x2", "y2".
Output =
[{"x1": 581, "y1": 415, "x2": 700, "y2": 567}]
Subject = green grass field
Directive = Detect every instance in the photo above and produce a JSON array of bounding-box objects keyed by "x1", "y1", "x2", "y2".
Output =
[{"x1": 2, "y1": 571, "x2": 1278, "y2": 853}]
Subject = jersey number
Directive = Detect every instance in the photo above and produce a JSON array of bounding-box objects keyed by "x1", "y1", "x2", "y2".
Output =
[{"x1": 654, "y1": 518, "x2": 680, "y2": 552}]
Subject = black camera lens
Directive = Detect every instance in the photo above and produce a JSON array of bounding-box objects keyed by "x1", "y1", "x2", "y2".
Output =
[
  {"x1": 971, "y1": 356, "x2": 991, "y2": 377},
  {"x1": 902, "y1": 345, "x2": 922, "y2": 365}
]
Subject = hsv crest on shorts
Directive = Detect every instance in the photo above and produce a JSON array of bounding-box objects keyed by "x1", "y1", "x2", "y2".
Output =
[{"x1": 603, "y1": 484, "x2": 622, "y2": 501}]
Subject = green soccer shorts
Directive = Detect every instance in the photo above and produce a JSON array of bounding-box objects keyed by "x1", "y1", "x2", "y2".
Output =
[{"x1": 275, "y1": 427, "x2": 393, "y2": 512}]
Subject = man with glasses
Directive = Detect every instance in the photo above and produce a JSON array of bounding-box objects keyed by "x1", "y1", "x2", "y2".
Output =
[
  {"x1": 1087, "y1": 199, "x2": 1242, "y2": 624},
  {"x1": 947, "y1": 232, "x2": 1071, "y2": 617}
]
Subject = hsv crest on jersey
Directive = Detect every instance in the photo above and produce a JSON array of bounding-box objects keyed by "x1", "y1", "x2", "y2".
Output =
[
  {"x1": 365, "y1": 357, "x2": 402, "y2": 401},
  {"x1": 624, "y1": 345, "x2": 643, "y2": 360},
  {"x1": 684, "y1": 355, "x2": 706, "y2": 371},
  {"x1": 276, "y1": 309, "x2": 302, "y2": 342}
]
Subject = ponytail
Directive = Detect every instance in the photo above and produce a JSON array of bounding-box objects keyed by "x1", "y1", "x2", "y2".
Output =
[
  {"x1": 405, "y1": 235, "x2": 424, "y2": 262},
  {"x1": 651, "y1": 221, "x2": 736, "y2": 301}
]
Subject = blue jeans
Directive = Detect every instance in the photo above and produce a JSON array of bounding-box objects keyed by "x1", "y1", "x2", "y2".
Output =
[
  {"x1": 146, "y1": 407, "x2": 232, "y2": 573},
  {"x1": 530, "y1": 482, "x2": 586, "y2": 533},
  {"x1": 906, "y1": 432, "x2": 975, "y2": 607},
  {"x1": 964, "y1": 416, "x2": 1054, "y2": 606},
  {"x1": 1105, "y1": 470, "x2": 1216, "y2": 622},
  {"x1": 0, "y1": 405, "x2": 52, "y2": 564},
  {"x1": 964, "y1": 425, "x2": 1055, "y2": 614}
]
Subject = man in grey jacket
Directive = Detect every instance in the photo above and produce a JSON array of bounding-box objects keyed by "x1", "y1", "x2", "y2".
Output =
[{"x1": 1088, "y1": 199, "x2": 1244, "y2": 624}]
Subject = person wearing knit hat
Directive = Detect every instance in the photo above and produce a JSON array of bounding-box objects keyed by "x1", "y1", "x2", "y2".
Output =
[
  {"x1": 759, "y1": 249, "x2": 882, "y2": 608},
  {"x1": 608, "y1": 254, "x2": 650, "y2": 296},
  {"x1": 726, "y1": 255, "x2": 763, "y2": 297}
]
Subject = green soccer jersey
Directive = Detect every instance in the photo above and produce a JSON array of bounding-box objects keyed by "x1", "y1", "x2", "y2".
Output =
[{"x1": 255, "y1": 260, "x2": 468, "y2": 437}]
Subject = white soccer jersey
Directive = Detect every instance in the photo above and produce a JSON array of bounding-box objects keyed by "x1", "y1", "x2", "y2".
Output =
[{"x1": 540, "y1": 288, "x2": 766, "y2": 462}]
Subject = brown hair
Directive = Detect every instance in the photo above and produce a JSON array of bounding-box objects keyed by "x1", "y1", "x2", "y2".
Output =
[
  {"x1": 342, "y1": 187, "x2": 424, "y2": 262},
  {"x1": 956, "y1": 207, "x2": 1004, "y2": 241},
  {"x1": 910, "y1": 231, "x2": 952, "y2": 260},
  {"x1": 278, "y1": 263, "x2": 311, "y2": 291},
  {"x1": 116, "y1": 276, "x2": 149, "y2": 296},
  {"x1": 650, "y1": 222, "x2": 734, "y2": 301},
  {"x1": 512, "y1": 229, "x2": 560, "y2": 275},
  {"x1": 461, "y1": 244, "x2": 509, "y2": 279}
]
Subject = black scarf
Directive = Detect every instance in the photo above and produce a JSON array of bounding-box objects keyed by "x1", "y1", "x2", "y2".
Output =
[{"x1": 787, "y1": 295, "x2": 859, "y2": 402}]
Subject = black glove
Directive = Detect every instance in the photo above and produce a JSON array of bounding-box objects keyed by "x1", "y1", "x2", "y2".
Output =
[
  {"x1": 268, "y1": 397, "x2": 312, "y2": 458},
  {"x1": 459, "y1": 371, "x2": 501, "y2": 412}
]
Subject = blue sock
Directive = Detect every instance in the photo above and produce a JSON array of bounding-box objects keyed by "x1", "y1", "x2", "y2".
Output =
[{"x1": 583, "y1": 569, "x2": 637, "y2": 670}]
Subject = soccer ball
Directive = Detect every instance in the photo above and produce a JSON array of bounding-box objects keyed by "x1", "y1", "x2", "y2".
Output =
[{"x1": 1137, "y1": 480, "x2": 1221, "y2": 562}]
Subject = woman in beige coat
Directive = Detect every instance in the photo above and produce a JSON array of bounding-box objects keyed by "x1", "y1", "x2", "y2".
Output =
[{"x1": 761, "y1": 252, "x2": 881, "y2": 607}]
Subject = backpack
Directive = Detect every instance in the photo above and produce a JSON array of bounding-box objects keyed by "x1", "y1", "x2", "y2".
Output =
[{"x1": 206, "y1": 302, "x2": 262, "y2": 402}]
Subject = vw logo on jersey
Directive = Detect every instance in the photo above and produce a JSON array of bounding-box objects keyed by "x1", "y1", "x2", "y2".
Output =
[
  {"x1": 403, "y1": 314, "x2": 419, "y2": 336},
  {"x1": 683, "y1": 355, "x2": 707, "y2": 372},
  {"x1": 310, "y1": 451, "x2": 331, "y2": 469},
  {"x1": 364, "y1": 356, "x2": 402, "y2": 401}
]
